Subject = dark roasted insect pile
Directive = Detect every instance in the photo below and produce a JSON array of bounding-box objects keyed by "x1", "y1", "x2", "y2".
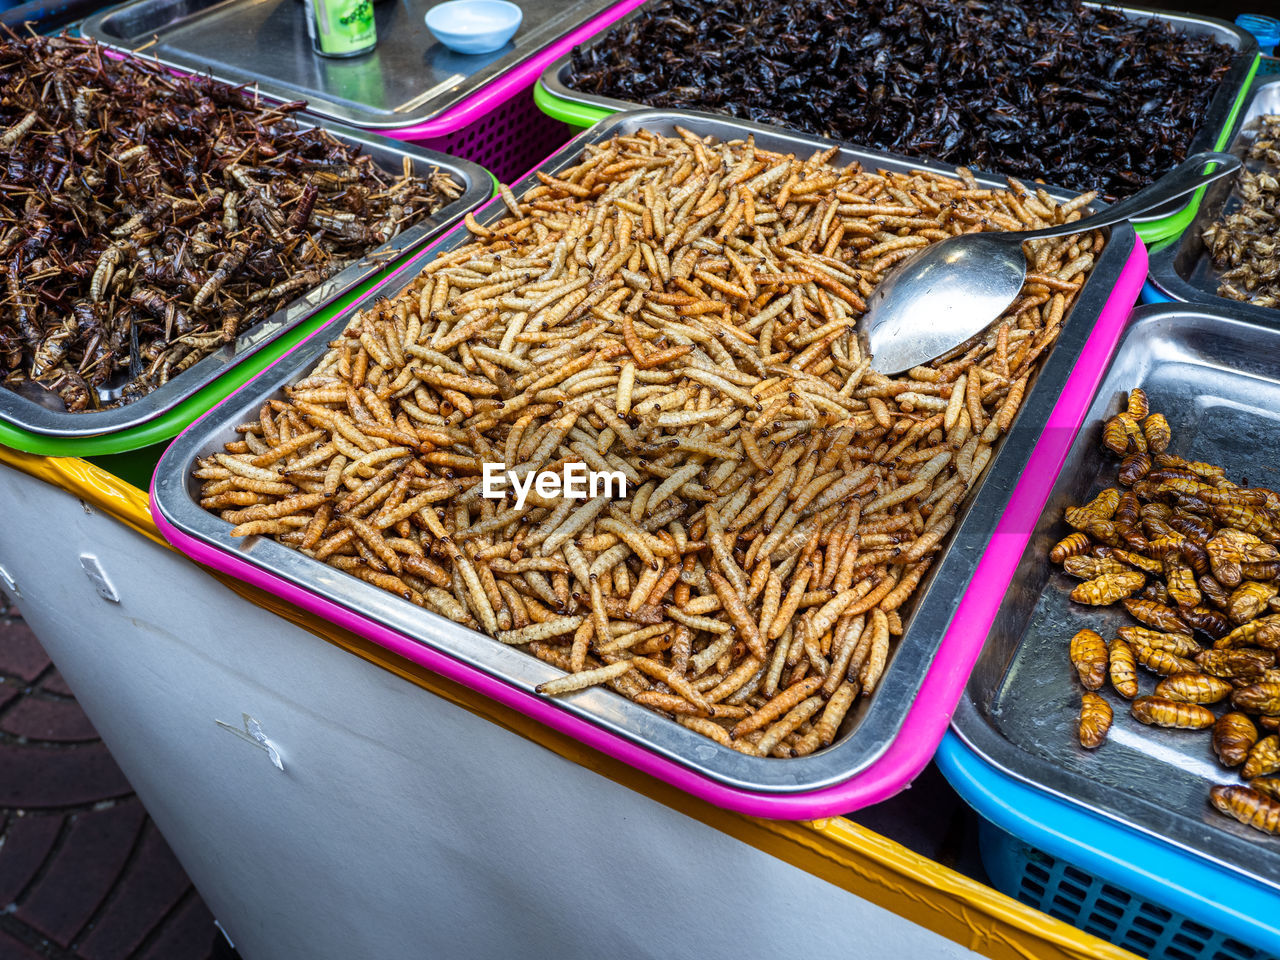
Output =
[
  {"x1": 192, "y1": 128, "x2": 1103, "y2": 756},
  {"x1": 565, "y1": 0, "x2": 1233, "y2": 199},
  {"x1": 0, "y1": 34, "x2": 462, "y2": 413},
  {"x1": 1204, "y1": 114, "x2": 1280, "y2": 308},
  {"x1": 1054, "y1": 388, "x2": 1280, "y2": 838}
]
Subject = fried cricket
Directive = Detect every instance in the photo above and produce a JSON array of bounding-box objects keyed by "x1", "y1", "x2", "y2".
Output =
[{"x1": 0, "y1": 34, "x2": 462, "y2": 411}]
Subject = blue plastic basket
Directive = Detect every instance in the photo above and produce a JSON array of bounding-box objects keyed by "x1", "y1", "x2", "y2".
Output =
[
  {"x1": 1236, "y1": 17, "x2": 1279, "y2": 57},
  {"x1": 935, "y1": 732, "x2": 1280, "y2": 958},
  {"x1": 979, "y1": 819, "x2": 1273, "y2": 960},
  {"x1": 1141, "y1": 280, "x2": 1172, "y2": 305}
]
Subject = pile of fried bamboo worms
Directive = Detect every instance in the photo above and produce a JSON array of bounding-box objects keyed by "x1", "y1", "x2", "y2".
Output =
[
  {"x1": 0, "y1": 34, "x2": 462, "y2": 412},
  {"x1": 195, "y1": 128, "x2": 1103, "y2": 757}
]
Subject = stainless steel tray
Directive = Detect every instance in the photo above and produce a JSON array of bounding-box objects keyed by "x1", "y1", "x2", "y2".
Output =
[
  {"x1": 542, "y1": 2, "x2": 1256, "y2": 220},
  {"x1": 153, "y1": 108, "x2": 1136, "y2": 794},
  {"x1": 1149, "y1": 76, "x2": 1280, "y2": 321},
  {"x1": 951, "y1": 302, "x2": 1280, "y2": 890},
  {"x1": 0, "y1": 117, "x2": 490, "y2": 440},
  {"x1": 80, "y1": 0, "x2": 619, "y2": 129}
]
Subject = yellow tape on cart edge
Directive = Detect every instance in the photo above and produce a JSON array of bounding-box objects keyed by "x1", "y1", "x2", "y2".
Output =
[{"x1": 0, "y1": 445, "x2": 1140, "y2": 960}]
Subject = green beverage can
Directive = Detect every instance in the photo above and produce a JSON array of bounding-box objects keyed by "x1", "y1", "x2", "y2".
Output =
[{"x1": 304, "y1": 0, "x2": 377, "y2": 58}]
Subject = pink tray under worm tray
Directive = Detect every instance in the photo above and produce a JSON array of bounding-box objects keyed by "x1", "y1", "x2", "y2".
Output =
[
  {"x1": 150, "y1": 116, "x2": 1149, "y2": 818},
  {"x1": 380, "y1": 0, "x2": 652, "y2": 143}
]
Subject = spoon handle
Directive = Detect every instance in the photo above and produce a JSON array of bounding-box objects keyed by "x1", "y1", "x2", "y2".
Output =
[{"x1": 1016, "y1": 151, "x2": 1242, "y2": 242}]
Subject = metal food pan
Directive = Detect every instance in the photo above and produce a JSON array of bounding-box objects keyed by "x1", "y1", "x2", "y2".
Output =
[
  {"x1": 79, "y1": 0, "x2": 626, "y2": 130},
  {"x1": 540, "y1": 3, "x2": 1257, "y2": 231},
  {"x1": 152, "y1": 108, "x2": 1137, "y2": 797},
  {"x1": 950, "y1": 302, "x2": 1280, "y2": 897},
  {"x1": 1149, "y1": 76, "x2": 1280, "y2": 322},
  {"x1": 0, "y1": 117, "x2": 491, "y2": 440}
]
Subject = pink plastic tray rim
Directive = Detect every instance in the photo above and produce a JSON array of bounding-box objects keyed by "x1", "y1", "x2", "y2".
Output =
[
  {"x1": 102, "y1": 0, "x2": 643, "y2": 139},
  {"x1": 151, "y1": 239, "x2": 1148, "y2": 819}
]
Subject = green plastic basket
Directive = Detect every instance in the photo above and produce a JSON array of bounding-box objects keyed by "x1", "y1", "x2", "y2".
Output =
[
  {"x1": 535, "y1": 55, "x2": 1262, "y2": 246},
  {"x1": 1139, "y1": 51, "x2": 1261, "y2": 245}
]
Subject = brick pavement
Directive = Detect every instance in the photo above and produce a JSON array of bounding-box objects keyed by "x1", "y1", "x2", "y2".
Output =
[{"x1": 0, "y1": 597, "x2": 220, "y2": 960}]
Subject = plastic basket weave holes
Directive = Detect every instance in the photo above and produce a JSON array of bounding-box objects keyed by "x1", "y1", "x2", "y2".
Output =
[
  {"x1": 978, "y1": 819, "x2": 1278, "y2": 960},
  {"x1": 419, "y1": 86, "x2": 572, "y2": 184}
]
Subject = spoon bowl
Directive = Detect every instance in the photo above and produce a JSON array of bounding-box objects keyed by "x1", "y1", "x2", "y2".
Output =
[{"x1": 858, "y1": 152, "x2": 1241, "y2": 374}]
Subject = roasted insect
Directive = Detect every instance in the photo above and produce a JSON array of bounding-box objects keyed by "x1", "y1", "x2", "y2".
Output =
[
  {"x1": 1063, "y1": 556, "x2": 1131, "y2": 580},
  {"x1": 1132, "y1": 643, "x2": 1199, "y2": 678},
  {"x1": 1142, "y1": 414, "x2": 1171, "y2": 453},
  {"x1": 193, "y1": 129, "x2": 1105, "y2": 756},
  {"x1": 1118, "y1": 452, "x2": 1153, "y2": 486},
  {"x1": 0, "y1": 33, "x2": 461, "y2": 411},
  {"x1": 1183, "y1": 605, "x2": 1233, "y2": 641},
  {"x1": 1203, "y1": 529, "x2": 1274, "y2": 591},
  {"x1": 1232, "y1": 682, "x2": 1280, "y2": 716},
  {"x1": 565, "y1": 0, "x2": 1232, "y2": 200},
  {"x1": 1228, "y1": 582, "x2": 1279, "y2": 623},
  {"x1": 1066, "y1": 489, "x2": 1121, "y2": 526},
  {"x1": 1131, "y1": 696, "x2": 1215, "y2": 729},
  {"x1": 1197, "y1": 648, "x2": 1274, "y2": 682},
  {"x1": 1165, "y1": 557, "x2": 1202, "y2": 610},
  {"x1": 1209, "y1": 785, "x2": 1280, "y2": 835},
  {"x1": 1069, "y1": 629, "x2": 1109, "y2": 690},
  {"x1": 1078, "y1": 692, "x2": 1112, "y2": 749},
  {"x1": 1122, "y1": 597, "x2": 1190, "y2": 634},
  {"x1": 1155, "y1": 673, "x2": 1232, "y2": 705},
  {"x1": 1249, "y1": 776, "x2": 1280, "y2": 800},
  {"x1": 1217, "y1": 614, "x2": 1280, "y2": 650},
  {"x1": 1213, "y1": 712, "x2": 1259, "y2": 767},
  {"x1": 1117, "y1": 625, "x2": 1200, "y2": 658},
  {"x1": 1071, "y1": 572, "x2": 1145, "y2": 605},
  {"x1": 1050, "y1": 532, "x2": 1093, "y2": 563},
  {"x1": 1108, "y1": 638, "x2": 1138, "y2": 699},
  {"x1": 1102, "y1": 416, "x2": 1138, "y2": 456},
  {"x1": 1243, "y1": 735, "x2": 1280, "y2": 780},
  {"x1": 1053, "y1": 390, "x2": 1280, "y2": 834}
]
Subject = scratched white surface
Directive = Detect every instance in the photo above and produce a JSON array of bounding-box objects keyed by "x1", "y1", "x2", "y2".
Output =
[{"x1": 0, "y1": 463, "x2": 981, "y2": 960}]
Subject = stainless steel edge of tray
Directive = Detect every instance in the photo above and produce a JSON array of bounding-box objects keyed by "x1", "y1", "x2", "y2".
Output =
[
  {"x1": 79, "y1": 0, "x2": 620, "y2": 129},
  {"x1": 951, "y1": 301, "x2": 1280, "y2": 890},
  {"x1": 542, "y1": 2, "x2": 1256, "y2": 223},
  {"x1": 0, "y1": 117, "x2": 491, "y2": 439},
  {"x1": 1149, "y1": 75, "x2": 1280, "y2": 323},
  {"x1": 153, "y1": 108, "x2": 1136, "y2": 794}
]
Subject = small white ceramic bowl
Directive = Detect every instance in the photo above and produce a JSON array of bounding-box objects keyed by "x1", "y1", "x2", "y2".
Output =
[{"x1": 425, "y1": 0, "x2": 522, "y2": 55}]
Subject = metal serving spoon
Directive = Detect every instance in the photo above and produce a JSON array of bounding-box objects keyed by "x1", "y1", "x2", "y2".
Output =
[{"x1": 859, "y1": 151, "x2": 1241, "y2": 375}]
